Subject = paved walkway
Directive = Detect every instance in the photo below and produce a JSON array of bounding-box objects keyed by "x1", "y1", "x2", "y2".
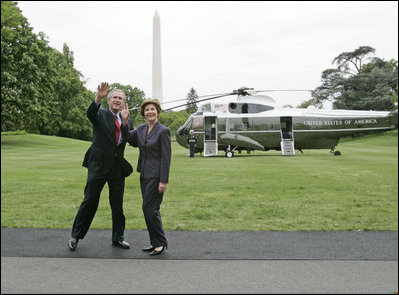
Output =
[{"x1": 1, "y1": 228, "x2": 398, "y2": 293}]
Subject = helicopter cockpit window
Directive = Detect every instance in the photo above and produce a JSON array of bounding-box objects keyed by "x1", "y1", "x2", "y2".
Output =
[
  {"x1": 178, "y1": 117, "x2": 193, "y2": 135},
  {"x1": 191, "y1": 117, "x2": 204, "y2": 130},
  {"x1": 201, "y1": 103, "x2": 211, "y2": 112},
  {"x1": 228, "y1": 103, "x2": 273, "y2": 113}
]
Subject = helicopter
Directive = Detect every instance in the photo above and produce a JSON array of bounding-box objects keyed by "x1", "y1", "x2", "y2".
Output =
[{"x1": 166, "y1": 87, "x2": 397, "y2": 157}]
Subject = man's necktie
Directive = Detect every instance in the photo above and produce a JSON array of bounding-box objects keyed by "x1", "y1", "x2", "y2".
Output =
[{"x1": 115, "y1": 114, "x2": 120, "y2": 145}]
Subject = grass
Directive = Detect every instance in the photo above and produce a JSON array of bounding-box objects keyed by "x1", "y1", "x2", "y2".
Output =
[{"x1": 1, "y1": 131, "x2": 397, "y2": 231}]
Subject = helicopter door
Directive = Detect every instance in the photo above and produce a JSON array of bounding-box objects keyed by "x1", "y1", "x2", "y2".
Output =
[
  {"x1": 204, "y1": 116, "x2": 218, "y2": 157},
  {"x1": 280, "y1": 117, "x2": 295, "y2": 155}
]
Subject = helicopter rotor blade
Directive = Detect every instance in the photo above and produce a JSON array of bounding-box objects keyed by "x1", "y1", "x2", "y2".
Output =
[
  {"x1": 164, "y1": 93, "x2": 235, "y2": 111},
  {"x1": 256, "y1": 89, "x2": 313, "y2": 92},
  {"x1": 128, "y1": 92, "x2": 236, "y2": 111},
  {"x1": 128, "y1": 88, "x2": 314, "y2": 111},
  {"x1": 163, "y1": 87, "x2": 262, "y2": 110},
  {"x1": 161, "y1": 92, "x2": 235, "y2": 105},
  {"x1": 129, "y1": 93, "x2": 235, "y2": 112}
]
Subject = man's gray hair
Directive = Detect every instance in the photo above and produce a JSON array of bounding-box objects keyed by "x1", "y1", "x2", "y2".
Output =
[{"x1": 107, "y1": 89, "x2": 126, "y2": 100}]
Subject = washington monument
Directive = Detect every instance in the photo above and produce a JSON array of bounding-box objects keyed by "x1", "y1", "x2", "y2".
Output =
[{"x1": 152, "y1": 10, "x2": 163, "y2": 103}]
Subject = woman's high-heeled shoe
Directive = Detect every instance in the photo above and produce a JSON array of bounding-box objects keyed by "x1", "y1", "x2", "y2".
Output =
[
  {"x1": 142, "y1": 246, "x2": 155, "y2": 252},
  {"x1": 149, "y1": 245, "x2": 167, "y2": 256}
]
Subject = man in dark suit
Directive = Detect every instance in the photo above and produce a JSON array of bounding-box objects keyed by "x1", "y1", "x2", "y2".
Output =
[{"x1": 68, "y1": 82, "x2": 133, "y2": 251}]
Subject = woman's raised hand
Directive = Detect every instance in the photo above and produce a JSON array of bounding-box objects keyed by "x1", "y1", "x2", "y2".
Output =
[{"x1": 121, "y1": 102, "x2": 130, "y2": 125}]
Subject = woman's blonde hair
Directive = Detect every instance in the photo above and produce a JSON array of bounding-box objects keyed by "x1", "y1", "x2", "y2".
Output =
[{"x1": 140, "y1": 98, "x2": 162, "y2": 117}]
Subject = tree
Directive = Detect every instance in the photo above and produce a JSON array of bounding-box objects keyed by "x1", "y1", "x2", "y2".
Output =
[
  {"x1": 312, "y1": 46, "x2": 398, "y2": 111},
  {"x1": 297, "y1": 99, "x2": 317, "y2": 108},
  {"x1": 185, "y1": 87, "x2": 198, "y2": 113},
  {"x1": 1, "y1": 2, "x2": 148, "y2": 140},
  {"x1": 1, "y1": 1, "x2": 50, "y2": 131},
  {"x1": 159, "y1": 110, "x2": 191, "y2": 138},
  {"x1": 392, "y1": 85, "x2": 398, "y2": 110},
  {"x1": 62, "y1": 43, "x2": 74, "y2": 66},
  {"x1": 331, "y1": 58, "x2": 398, "y2": 110},
  {"x1": 332, "y1": 46, "x2": 375, "y2": 75}
]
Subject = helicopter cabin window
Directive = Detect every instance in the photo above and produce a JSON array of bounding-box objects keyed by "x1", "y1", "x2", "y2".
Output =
[
  {"x1": 214, "y1": 104, "x2": 228, "y2": 113},
  {"x1": 230, "y1": 118, "x2": 252, "y2": 131},
  {"x1": 180, "y1": 117, "x2": 193, "y2": 135},
  {"x1": 251, "y1": 118, "x2": 277, "y2": 131},
  {"x1": 268, "y1": 123, "x2": 275, "y2": 130},
  {"x1": 228, "y1": 103, "x2": 273, "y2": 114},
  {"x1": 242, "y1": 118, "x2": 251, "y2": 130},
  {"x1": 191, "y1": 117, "x2": 204, "y2": 130},
  {"x1": 202, "y1": 103, "x2": 211, "y2": 112}
]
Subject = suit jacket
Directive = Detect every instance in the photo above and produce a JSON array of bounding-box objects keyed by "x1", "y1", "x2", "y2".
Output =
[
  {"x1": 83, "y1": 100, "x2": 133, "y2": 178},
  {"x1": 127, "y1": 121, "x2": 171, "y2": 183}
]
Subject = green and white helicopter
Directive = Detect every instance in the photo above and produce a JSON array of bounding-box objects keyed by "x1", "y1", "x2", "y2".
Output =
[{"x1": 170, "y1": 87, "x2": 398, "y2": 157}]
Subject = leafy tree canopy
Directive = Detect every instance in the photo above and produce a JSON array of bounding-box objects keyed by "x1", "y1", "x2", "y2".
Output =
[
  {"x1": 312, "y1": 46, "x2": 398, "y2": 111},
  {"x1": 1, "y1": 1, "x2": 147, "y2": 141}
]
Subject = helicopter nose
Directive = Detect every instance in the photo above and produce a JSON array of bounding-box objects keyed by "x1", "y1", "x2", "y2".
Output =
[
  {"x1": 175, "y1": 128, "x2": 187, "y2": 147},
  {"x1": 177, "y1": 128, "x2": 184, "y2": 136},
  {"x1": 176, "y1": 124, "x2": 188, "y2": 136}
]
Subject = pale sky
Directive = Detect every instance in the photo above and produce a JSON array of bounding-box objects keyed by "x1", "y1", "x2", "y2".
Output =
[{"x1": 17, "y1": 1, "x2": 398, "y2": 108}]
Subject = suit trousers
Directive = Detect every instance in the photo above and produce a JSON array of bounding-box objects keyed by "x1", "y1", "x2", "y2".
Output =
[
  {"x1": 189, "y1": 144, "x2": 195, "y2": 158},
  {"x1": 71, "y1": 163, "x2": 126, "y2": 242},
  {"x1": 140, "y1": 176, "x2": 168, "y2": 248}
]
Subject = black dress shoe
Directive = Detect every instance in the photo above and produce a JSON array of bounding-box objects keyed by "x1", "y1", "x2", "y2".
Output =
[
  {"x1": 149, "y1": 245, "x2": 167, "y2": 256},
  {"x1": 142, "y1": 246, "x2": 155, "y2": 252},
  {"x1": 68, "y1": 238, "x2": 78, "y2": 251},
  {"x1": 112, "y1": 240, "x2": 130, "y2": 249}
]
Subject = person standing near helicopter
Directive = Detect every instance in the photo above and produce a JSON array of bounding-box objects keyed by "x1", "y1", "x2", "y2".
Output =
[
  {"x1": 187, "y1": 129, "x2": 197, "y2": 158},
  {"x1": 125, "y1": 98, "x2": 171, "y2": 256},
  {"x1": 68, "y1": 82, "x2": 133, "y2": 251}
]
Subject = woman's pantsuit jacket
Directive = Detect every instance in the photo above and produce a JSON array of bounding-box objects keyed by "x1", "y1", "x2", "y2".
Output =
[{"x1": 127, "y1": 121, "x2": 171, "y2": 247}]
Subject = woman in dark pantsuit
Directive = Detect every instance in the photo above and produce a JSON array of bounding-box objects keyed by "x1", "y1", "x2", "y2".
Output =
[{"x1": 125, "y1": 98, "x2": 171, "y2": 256}]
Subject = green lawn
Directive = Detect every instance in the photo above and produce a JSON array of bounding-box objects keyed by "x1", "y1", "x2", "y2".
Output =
[{"x1": 1, "y1": 131, "x2": 398, "y2": 231}]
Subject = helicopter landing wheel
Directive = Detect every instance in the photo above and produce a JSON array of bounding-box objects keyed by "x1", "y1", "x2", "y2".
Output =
[
  {"x1": 334, "y1": 150, "x2": 341, "y2": 156},
  {"x1": 225, "y1": 150, "x2": 234, "y2": 158}
]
